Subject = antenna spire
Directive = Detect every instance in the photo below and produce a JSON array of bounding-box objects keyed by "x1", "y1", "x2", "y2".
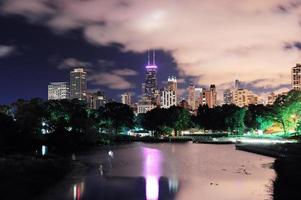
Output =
[
  {"x1": 153, "y1": 49, "x2": 156, "y2": 65},
  {"x1": 148, "y1": 49, "x2": 150, "y2": 65}
]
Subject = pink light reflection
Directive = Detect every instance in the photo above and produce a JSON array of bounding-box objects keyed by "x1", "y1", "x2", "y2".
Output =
[{"x1": 142, "y1": 147, "x2": 162, "y2": 200}]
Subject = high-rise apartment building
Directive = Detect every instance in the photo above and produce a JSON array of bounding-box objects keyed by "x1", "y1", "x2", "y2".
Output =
[
  {"x1": 121, "y1": 92, "x2": 132, "y2": 106},
  {"x1": 160, "y1": 76, "x2": 178, "y2": 108},
  {"x1": 195, "y1": 87, "x2": 203, "y2": 108},
  {"x1": 202, "y1": 85, "x2": 217, "y2": 108},
  {"x1": 70, "y1": 68, "x2": 87, "y2": 100},
  {"x1": 232, "y1": 89, "x2": 258, "y2": 107},
  {"x1": 48, "y1": 82, "x2": 70, "y2": 100},
  {"x1": 223, "y1": 89, "x2": 233, "y2": 104},
  {"x1": 167, "y1": 76, "x2": 177, "y2": 92},
  {"x1": 160, "y1": 90, "x2": 177, "y2": 108},
  {"x1": 292, "y1": 64, "x2": 301, "y2": 91}
]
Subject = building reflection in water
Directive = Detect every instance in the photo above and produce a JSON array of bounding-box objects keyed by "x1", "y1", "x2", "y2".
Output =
[
  {"x1": 143, "y1": 147, "x2": 162, "y2": 200},
  {"x1": 73, "y1": 182, "x2": 84, "y2": 200},
  {"x1": 64, "y1": 147, "x2": 178, "y2": 200}
]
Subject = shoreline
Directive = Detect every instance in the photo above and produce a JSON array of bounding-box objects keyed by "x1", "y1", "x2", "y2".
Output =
[{"x1": 234, "y1": 143, "x2": 301, "y2": 200}]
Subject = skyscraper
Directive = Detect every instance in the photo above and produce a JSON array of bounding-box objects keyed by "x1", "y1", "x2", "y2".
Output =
[
  {"x1": 235, "y1": 79, "x2": 241, "y2": 90},
  {"x1": 144, "y1": 50, "x2": 158, "y2": 101},
  {"x1": 70, "y1": 68, "x2": 87, "y2": 100},
  {"x1": 202, "y1": 85, "x2": 217, "y2": 108},
  {"x1": 187, "y1": 83, "x2": 196, "y2": 110},
  {"x1": 292, "y1": 63, "x2": 301, "y2": 91},
  {"x1": 121, "y1": 92, "x2": 132, "y2": 106},
  {"x1": 48, "y1": 82, "x2": 70, "y2": 100},
  {"x1": 195, "y1": 87, "x2": 203, "y2": 109},
  {"x1": 167, "y1": 76, "x2": 177, "y2": 92}
]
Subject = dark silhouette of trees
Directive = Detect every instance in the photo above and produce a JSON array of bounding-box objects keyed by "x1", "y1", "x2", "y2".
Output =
[
  {"x1": 244, "y1": 104, "x2": 272, "y2": 130},
  {"x1": 104, "y1": 102, "x2": 134, "y2": 134},
  {"x1": 167, "y1": 106, "x2": 191, "y2": 136},
  {"x1": 142, "y1": 106, "x2": 192, "y2": 136}
]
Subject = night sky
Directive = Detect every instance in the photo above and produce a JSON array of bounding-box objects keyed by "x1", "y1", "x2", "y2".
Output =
[
  {"x1": 0, "y1": 0, "x2": 300, "y2": 105},
  {"x1": 0, "y1": 15, "x2": 179, "y2": 104}
]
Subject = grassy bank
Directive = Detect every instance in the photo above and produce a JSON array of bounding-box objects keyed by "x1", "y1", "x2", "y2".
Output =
[
  {"x1": 273, "y1": 157, "x2": 301, "y2": 200},
  {"x1": 0, "y1": 153, "x2": 71, "y2": 200}
]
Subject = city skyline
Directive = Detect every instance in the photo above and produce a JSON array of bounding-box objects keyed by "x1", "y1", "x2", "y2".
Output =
[{"x1": 0, "y1": 0, "x2": 298, "y2": 104}]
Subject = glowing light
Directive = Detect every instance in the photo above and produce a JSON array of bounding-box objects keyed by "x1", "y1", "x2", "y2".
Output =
[
  {"x1": 143, "y1": 147, "x2": 162, "y2": 200},
  {"x1": 146, "y1": 65, "x2": 158, "y2": 69},
  {"x1": 41, "y1": 145, "x2": 47, "y2": 156},
  {"x1": 226, "y1": 137, "x2": 296, "y2": 144},
  {"x1": 258, "y1": 130, "x2": 263, "y2": 135},
  {"x1": 146, "y1": 175, "x2": 159, "y2": 200},
  {"x1": 73, "y1": 182, "x2": 84, "y2": 200}
]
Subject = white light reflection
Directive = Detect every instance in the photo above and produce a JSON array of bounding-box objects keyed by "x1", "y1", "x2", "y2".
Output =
[
  {"x1": 72, "y1": 182, "x2": 84, "y2": 200},
  {"x1": 143, "y1": 148, "x2": 162, "y2": 200},
  {"x1": 41, "y1": 145, "x2": 47, "y2": 156}
]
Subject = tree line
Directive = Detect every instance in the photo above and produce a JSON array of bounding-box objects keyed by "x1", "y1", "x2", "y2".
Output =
[{"x1": 1, "y1": 90, "x2": 300, "y2": 149}]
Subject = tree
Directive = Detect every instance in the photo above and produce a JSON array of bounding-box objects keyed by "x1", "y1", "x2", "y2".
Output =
[
  {"x1": 167, "y1": 106, "x2": 191, "y2": 136},
  {"x1": 104, "y1": 102, "x2": 134, "y2": 134},
  {"x1": 13, "y1": 98, "x2": 45, "y2": 135},
  {"x1": 244, "y1": 104, "x2": 271, "y2": 130},
  {"x1": 0, "y1": 112, "x2": 18, "y2": 147},
  {"x1": 142, "y1": 107, "x2": 170, "y2": 136},
  {"x1": 268, "y1": 91, "x2": 301, "y2": 134},
  {"x1": 225, "y1": 108, "x2": 246, "y2": 134}
]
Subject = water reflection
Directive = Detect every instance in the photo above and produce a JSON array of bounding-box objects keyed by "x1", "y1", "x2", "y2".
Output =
[
  {"x1": 142, "y1": 147, "x2": 178, "y2": 200},
  {"x1": 41, "y1": 143, "x2": 273, "y2": 200},
  {"x1": 143, "y1": 147, "x2": 162, "y2": 200},
  {"x1": 36, "y1": 145, "x2": 48, "y2": 156},
  {"x1": 73, "y1": 182, "x2": 84, "y2": 200}
]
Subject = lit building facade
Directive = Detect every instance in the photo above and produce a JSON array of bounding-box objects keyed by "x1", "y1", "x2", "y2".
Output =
[
  {"x1": 232, "y1": 89, "x2": 258, "y2": 107},
  {"x1": 195, "y1": 87, "x2": 203, "y2": 109},
  {"x1": 86, "y1": 91, "x2": 107, "y2": 109},
  {"x1": 48, "y1": 82, "x2": 70, "y2": 100},
  {"x1": 267, "y1": 92, "x2": 277, "y2": 105},
  {"x1": 121, "y1": 92, "x2": 132, "y2": 106},
  {"x1": 137, "y1": 96, "x2": 156, "y2": 114},
  {"x1": 70, "y1": 68, "x2": 87, "y2": 100},
  {"x1": 223, "y1": 89, "x2": 233, "y2": 105},
  {"x1": 160, "y1": 90, "x2": 177, "y2": 108},
  {"x1": 187, "y1": 83, "x2": 196, "y2": 110},
  {"x1": 292, "y1": 63, "x2": 301, "y2": 91},
  {"x1": 160, "y1": 76, "x2": 177, "y2": 108},
  {"x1": 202, "y1": 85, "x2": 217, "y2": 108}
]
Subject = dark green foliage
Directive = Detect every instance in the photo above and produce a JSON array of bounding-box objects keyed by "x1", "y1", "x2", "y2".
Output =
[
  {"x1": 0, "y1": 99, "x2": 135, "y2": 149},
  {"x1": 104, "y1": 102, "x2": 134, "y2": 134},
  {"x1": 244, "y1": 104, "x2": 272, "y2": 130},
  {"x1": 142, "y1": 106, "x2": 192, "y2": 136},
  {"x1": 196, "y1": 104, "x2": 245, "y2": 133}
]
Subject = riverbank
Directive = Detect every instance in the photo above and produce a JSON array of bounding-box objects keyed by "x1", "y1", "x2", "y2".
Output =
[
  {"x1": 234, "y1": 143, "x2": 301, "y2": 200},
  {"x1": 0, "y1": 153, "x2": 72, "y2": 200}
]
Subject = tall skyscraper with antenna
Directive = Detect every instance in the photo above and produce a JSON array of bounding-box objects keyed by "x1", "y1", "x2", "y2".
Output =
[{"x1": 144, "y1": 50, "x2": 158, "y2": 100}]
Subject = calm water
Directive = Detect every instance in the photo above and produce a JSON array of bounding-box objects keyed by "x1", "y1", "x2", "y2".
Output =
[{"x1": 41, "y1": 142, "x2": 275, "y2": 200}]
